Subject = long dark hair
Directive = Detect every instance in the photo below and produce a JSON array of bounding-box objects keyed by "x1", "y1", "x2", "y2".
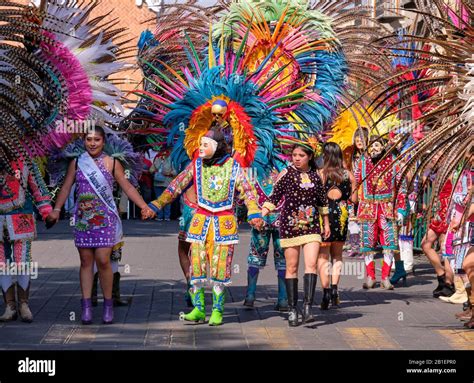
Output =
[
  {"x1": 353, "y1": 127, "x2": 369, "y2": 153},
  {"x1": 84, "y1": 125, "x2": 106, "y2": 141},
  {"x1": 292, "y1": 144, "x2": 317, "y2": 170},
  {"x1": 323, "y1": 142, "x2": 345, "y2": 184}
]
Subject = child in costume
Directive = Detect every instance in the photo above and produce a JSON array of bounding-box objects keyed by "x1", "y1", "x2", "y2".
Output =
[{"x1": 148, "y1": 128, "x2": 263, "y2": 326}]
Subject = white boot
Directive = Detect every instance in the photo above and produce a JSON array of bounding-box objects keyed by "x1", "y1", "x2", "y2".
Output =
[
  {"x1": 401, "y1": 239, "x2": 414, "y2": 273},
  {"x1": 440, "y1": 276, "x2": 466, "y2": 304},
  {"x1": 393, "y1": 239, "x2": 403, "y2": 271}
]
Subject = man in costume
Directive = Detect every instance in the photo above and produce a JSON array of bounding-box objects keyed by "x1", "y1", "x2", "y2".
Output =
[
  {"x1": 0, "y1": 160, "x2": 52, "y2": 322},
  {"x1": 243, "y1": 169, "x2": 288, "y2": 311},
  {"x1": 148, "y1": 127, "x2": 263, "y2": 326},
  {"x1": 355, "y1": 135, "x2": 407, "y2": 289}
]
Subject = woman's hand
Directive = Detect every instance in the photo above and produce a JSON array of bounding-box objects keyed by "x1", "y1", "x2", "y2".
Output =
[
  {"x1": 323, "y1": 224, "x2": 331, "y2": 240},
  {"x1": 261, "y1": 207, "x2": 270, "y2": 217},
  {"x1": 249, "y1": 218, "x2": 264, "y2": 231},
  {"x1": 45, "y1": 210, "x2": 60, "y2": 228},
  {"x1": 141, "y1": 206, "x2": 156, "y2": 220}
]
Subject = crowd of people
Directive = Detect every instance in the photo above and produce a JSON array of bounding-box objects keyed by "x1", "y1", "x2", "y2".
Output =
[
  {"x1": 2, "y1": 122, "x2": 472, "y2": 329},
  {"x1": 0, "y1": 0, "x2": 472, "y2": 334}
]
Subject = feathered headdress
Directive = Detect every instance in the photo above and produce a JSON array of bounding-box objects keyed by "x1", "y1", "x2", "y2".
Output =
[
  {"x1": 356, "y1": 0, "x2": 473, "y2": 218},
  {"x1": 130, "y1": 0, "x2": 352, "y2": 176}
]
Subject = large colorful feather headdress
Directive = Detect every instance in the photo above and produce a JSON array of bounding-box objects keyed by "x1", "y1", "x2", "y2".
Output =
[
  {"x1": 358, "y1": 0, "x2": 473, "y2": 217},
  {"x1": 129, "y1": 0, "x2": 358, "y2": 175},
  {"x1": 0, "y1": 0, "x2": 130, "y2": 174}
]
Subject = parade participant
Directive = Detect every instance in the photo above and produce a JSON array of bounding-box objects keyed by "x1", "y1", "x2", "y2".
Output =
[
  {"x1": 355, "y1": 135, "x2": 407, "y2": 290},
  {"x1": 148, "y1": 128, "x2": 264, "y2": 326},
  {"x1": 351, "y1": 127, "x2": 370, "y2": 172},
  {"x1": 243, "y1": 169, "x2": 288, "y2": 312},
  {"x1": 421, "y1": 163, "x2": 455, "y2": 298},
  {"x1": 0, "y1": 160, "x2": 52, "y2": 322},
  {"x1": 178, "y1": 186, "x2": 198, "y2": 307},
  {"x1": 317, "y1": 143, "x2": 357, "y2": 309},
  {"x1": 440, "y1": 163, "x2": 473, "y2": 305},
  {"x1": 461, "y1": 199, "x2": 474, "y2": 328},
  {"x1": 262, "y1": 144, "x2": 330, "y2": 327},
  {"x1": 47, "y1": 127, "x2": 155, "y2": 325},
  {"x1": 347, "y1": 128, "x2": 369, "y2": 258}
]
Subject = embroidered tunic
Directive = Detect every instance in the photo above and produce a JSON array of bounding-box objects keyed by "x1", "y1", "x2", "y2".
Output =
[
  {"x1": 0, "y1": 161, "x2": 52, "y2": 242},
  {"x1": 355, "y1": 155, "x2": 406, "y2": 222},
  {"x1": 151, "y1": 157, "x2": 261, "y2": 245},
  {"x1": 254, "y1": 170, "x2": 284, "y2": 228},
  {"x1": 263, "y1": 165, "x2": 328, "y2": 247}
]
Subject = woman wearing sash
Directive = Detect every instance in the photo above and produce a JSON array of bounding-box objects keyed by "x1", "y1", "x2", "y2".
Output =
[{"x1": 47, "y1": 127, "x2": 155, "y2": 324}]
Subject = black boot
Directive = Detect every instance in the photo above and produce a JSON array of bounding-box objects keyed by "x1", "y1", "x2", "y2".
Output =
[
  {"x1": 112, "y1": 272, "x2": 130, "y2": 307},
  {"x1": 91, "y1": 272, "x2": 99, "y2": 307},
  {"x1": 437, "y1": 282, "x2": 455, "y2": 298},
  {"x1": 302, "y1": 274, "x2": 317, "y2": 323},
  {"x1": 320, "y1": 288, "x2": 331, "y2": 310},
  {"x1": 330, "y1": 284, "x2": 340, "y2": 307},
  {"x1": 433, "y1": 274, "x2": 446, "y2": 297},
  {"x1": 285, "y1": 278, "x2": 299, "y2": 327}
]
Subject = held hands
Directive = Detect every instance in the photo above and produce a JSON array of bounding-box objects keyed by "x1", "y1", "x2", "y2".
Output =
[
  {"x1": 261, "y1": 207, "x2": 270, "y2": 218},
  {"x1": 249, "y1": 218, "x2": 265, "y2": 231},
  {"x1": 45, "y1": 210, "x2": 60, "y2": 229},
  {"x1": 141, "y1": 205, "x2": 157, "y2": 220}
]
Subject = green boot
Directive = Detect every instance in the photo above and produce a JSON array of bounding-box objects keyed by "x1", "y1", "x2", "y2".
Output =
[
  {"x1": 183, "y1": 287, "x2": 206, "y2": 323},
  {"x1": 209, "y1": 287, "x2": 225, "y2": 326}
]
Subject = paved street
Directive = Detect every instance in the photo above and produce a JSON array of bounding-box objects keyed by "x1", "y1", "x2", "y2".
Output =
[{"x1": 0, "y1": 219, "x2": 472, "y2": 350}]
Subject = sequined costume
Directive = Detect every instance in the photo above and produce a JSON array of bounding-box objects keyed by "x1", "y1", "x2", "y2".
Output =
[
  {"x1": 150, "y1": 156, "x2": 261, "y2": 285},
  {"x1": 244, "y1": 170, "x2": 287, "y2": 310},
  {"x1": 0, "y1": 160, "x2": 52, "y2": 323},
  {"x1": 263, "y1": 165, "x2": 329, "y2": 248},
  {"x1": 355, "y1": 155, "x2": 406, "y2": 282}
]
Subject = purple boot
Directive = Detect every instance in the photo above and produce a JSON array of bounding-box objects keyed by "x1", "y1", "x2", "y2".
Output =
[
  {"x1": 81, "y1": 298, "x2": 93, "y2": 325},
  {"x1": 103, "y1": 298, "x2": 114, "y2": 324}
]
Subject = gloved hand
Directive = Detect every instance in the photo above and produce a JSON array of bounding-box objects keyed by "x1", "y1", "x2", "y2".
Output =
[
  {"x1": 397, "y1": 212, "x2": 404, "y2": 226},
  {"x1": 148, "y1": 202, "x2": 161, "y2": 214}
]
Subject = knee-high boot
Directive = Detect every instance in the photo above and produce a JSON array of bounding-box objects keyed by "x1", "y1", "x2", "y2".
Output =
[
  {"x1": 243, "y1": 267, "x2": 259, "y2": 307},
  {"x1": 285, "y1": 278, "x2": 299, "y2": 327},
  {"x1": 302, "y1": 274, "x2": 317, "y2": 323},
  {"x1": 275, "y1": 270, "x2": 288, "y2": 311},
  {"x1": 209, "y1": 285, "x2": 225, "y2": 326},
  {"x1": 183, "y1": 286, "x2": 206, "y2": 323},
  {"x1": 112, "y1": 272, "x2": 129, "y2": 306}
]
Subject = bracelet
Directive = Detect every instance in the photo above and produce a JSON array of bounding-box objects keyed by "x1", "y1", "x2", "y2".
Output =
[{"x1": 53, "y1": 208, "x2": 61, "y2": 212}]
